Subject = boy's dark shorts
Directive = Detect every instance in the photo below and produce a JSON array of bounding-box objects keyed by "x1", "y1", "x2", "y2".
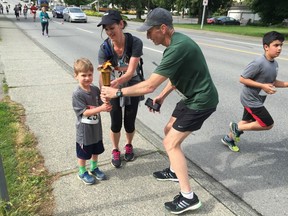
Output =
[
  {"x1": 172, "y1": 101, "x2": 216, "y2": 132},
  {"x1": 76, "y1": 141, "x2": 105, "y2": 160},
  {"x1": 243, "y1": 106, "x2": 274, "y2": 127}
]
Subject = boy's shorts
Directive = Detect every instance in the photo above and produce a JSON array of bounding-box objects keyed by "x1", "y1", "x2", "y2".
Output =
[
  {"x1": 172, "y1": 101, "x2": 216, "y2": 132},
  {"x1": 243, "y1": 106, "x2": 274, "y2": 127},
  {"x1": 76, "y1": 141, "x2": 104, "y2": 160}
]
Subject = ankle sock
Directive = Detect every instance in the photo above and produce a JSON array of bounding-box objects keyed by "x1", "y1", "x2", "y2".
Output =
[
  {"x1": 170, "y1": 167, "x2": 175, "y2": 173},
  {"x1": 181, "y1": 191, "x2": 194, "y2": 199},
  {"x1": 79, "y1": 166, "x2": 86, "y2": 175},
  {"x1": 90, "y1": 160, "x2": 98, "y2": 171}
]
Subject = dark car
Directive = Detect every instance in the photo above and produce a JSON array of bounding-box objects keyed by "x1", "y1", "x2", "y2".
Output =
[
  {"x1": 52, "y1": 5, "x2": 65, "y2": 18},
  {"x1": 215, "y1": 16, "x2": 240, "y2": 25}
]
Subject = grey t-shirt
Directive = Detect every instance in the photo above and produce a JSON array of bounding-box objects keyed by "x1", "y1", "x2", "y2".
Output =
[
  {"x1": 98, "y1": 33, "x2": 143, "y2": 80},
  {"x1": 72, "y1": 85, "x2": 103, "y2": 146},
  {"x1": 240, "y1": 55, "x2": 278, "y2": 108}
]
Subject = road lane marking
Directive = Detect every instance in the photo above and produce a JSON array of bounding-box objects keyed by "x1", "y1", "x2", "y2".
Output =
[
  {"x1": 198, "y1": 42, "x2": 288, "y2": 61},
  {"x1": 76, "y1": 28, "x2": 93, "y2": 34},
  {"x1": 143, "y1": 46, "x2": 163, "y2": 53}
]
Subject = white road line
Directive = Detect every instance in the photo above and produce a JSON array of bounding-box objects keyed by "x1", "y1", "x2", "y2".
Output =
[
  {"x1": 76, "y1": 28, "x2": 93, "y2": 34},
  {"x1": 215, "y1": 38, "x2": 262, "y2": 47},
  {"x1": 144, "y1": 46, "x2": 163, "y2": 53}
]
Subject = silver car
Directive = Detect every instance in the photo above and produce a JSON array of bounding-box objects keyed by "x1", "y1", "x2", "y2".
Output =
[{"x1": 63, "y1": 7, "x2": 87, "y2": 23}]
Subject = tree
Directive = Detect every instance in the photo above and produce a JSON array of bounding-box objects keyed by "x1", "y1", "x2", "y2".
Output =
[
  {"x1": 64, "y1": 0, "x2": 91, "y2": 6},
  {"x1": 245, "y1": 0, "x2": 288, "y2": 24}
]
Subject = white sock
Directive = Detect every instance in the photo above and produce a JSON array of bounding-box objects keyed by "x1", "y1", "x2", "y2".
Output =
[
  {"x1": 170, "y1": 167, "x2": 175, "y2": 173},
  {"x1": 181, "y1": 191, "x2": 194, "y2": 199}
]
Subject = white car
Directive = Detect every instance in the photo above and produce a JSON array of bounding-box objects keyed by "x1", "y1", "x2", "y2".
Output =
[
  {"x1": 3, "y1": 0, "x2": 8, "y2": 3},
  {"x1": 63, "y1": 7, "x2": 87, "y2": 23}
]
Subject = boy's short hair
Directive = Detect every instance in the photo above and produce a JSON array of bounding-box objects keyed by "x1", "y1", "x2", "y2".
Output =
[
  {"x1": 74, "y1": 58, "x2": 94, "y2": 75},
  {"x1": 263, "y1": 31, "x2": 285, "y2": 46}
]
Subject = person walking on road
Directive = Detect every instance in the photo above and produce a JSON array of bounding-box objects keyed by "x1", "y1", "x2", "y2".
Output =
[
  {"x1": 30, "y1": 3, "x2": 37, "y2": 22},
  {"x1": 13, "y1": 4, "x2": 20, "y2": 20},
  {"x1": 97, "y1": 10, "x2": 144, "y2": 168},
  {"x1": 72, "y1": 58, "x2": 112, "y2": 185},
  {"x1": 221, "y1": 31, "x2": 287, "y2": 152},
  {"x1": 101, "y1": 7, "x2": 218, "y2": 215},
  {"x1": 23, "y1": 4, "x2": 28, "y2": 19},
  {"x1": 39, "y1": 7, "x2": 50, "y2": 37}
]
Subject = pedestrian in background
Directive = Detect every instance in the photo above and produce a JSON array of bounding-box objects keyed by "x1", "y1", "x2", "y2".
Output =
[
  {"x1": 39, "y1": 7, "x2": 50, "y2": 37},
  {"x1": 221, "y1": 31, "x2": 287, "y2": 152},
  {"x1": 101, "y1": 7, "x2": 218, "y2": 215},
  {"x1": 30, "y1": 2, "x2": 37, "y2": 21},
  {"x1": 23, "y1": 4, "x2": 28, "y2": 19},
  {"x1": 97, "y1": 10, "x2": 144, "y2": 168},
  {"x1": 14, "y1": 4, "x2": 20, "y2": 20},
  {"x1": 72, "y1": 58, "x2": 112, "y2": 185}
]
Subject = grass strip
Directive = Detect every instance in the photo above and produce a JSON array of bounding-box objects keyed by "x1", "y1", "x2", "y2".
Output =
[{"x1": 0, "y1": 97, "x2": 54, "y2": 216}]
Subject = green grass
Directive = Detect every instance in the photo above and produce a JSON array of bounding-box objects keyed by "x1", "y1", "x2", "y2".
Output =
[
  {"x1": 0, "y1": 97, "x2": 53, "y2": 216},
  {"x1": 174, "y1": 24, "x2": 288, "y2": 38}
]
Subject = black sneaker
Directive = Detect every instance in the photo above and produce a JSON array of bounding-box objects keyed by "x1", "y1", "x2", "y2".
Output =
[
  {"x1": 111, "y1": 149, "x2": 121, "y2": 168},
  {"x1": 124, "y1": 144, "x2": 134, "y2": 161},
  {"x1": 164, "y1": 193, "x2": 202, "y2": 214},
  {"x1": 153, "y1": 168, "x2": 178, "y2": 182}
]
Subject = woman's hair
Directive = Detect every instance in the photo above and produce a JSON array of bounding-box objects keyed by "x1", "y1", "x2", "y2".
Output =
[{"x1": 74, "y1": 58, "x2": 94, "y2": 75}]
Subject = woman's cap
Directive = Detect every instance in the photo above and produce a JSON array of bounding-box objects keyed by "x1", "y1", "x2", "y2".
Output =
[
  {"x1": 137, "y1": 8, "x2": 173, "y2": 32},
  {"x1": 97, "y1": 10, "x2": 123, "y2": 27}
]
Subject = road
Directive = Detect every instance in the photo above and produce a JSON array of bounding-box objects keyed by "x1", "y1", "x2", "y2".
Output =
[{"x1": 3, "y1": 6, "x2": 288, "y2": 216}]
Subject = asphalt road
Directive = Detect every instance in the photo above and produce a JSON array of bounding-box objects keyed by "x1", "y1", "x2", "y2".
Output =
[{"x1": 2, "y1": 6, "x2": 288, "y2": 215}]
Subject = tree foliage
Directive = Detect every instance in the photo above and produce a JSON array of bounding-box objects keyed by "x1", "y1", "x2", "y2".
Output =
[{"x1": 245, "y1": 0, "x2": 288, "y2": 24}]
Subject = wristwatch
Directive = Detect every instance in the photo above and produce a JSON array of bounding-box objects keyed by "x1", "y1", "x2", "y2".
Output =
[{"x1": 116, "y1": 88, "x2": 123, "y2": 97}]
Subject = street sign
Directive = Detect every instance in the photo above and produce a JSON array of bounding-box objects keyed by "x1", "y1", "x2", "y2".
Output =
[{"x1": 203, "y1": 0, "x2": 208, "y2": 6}]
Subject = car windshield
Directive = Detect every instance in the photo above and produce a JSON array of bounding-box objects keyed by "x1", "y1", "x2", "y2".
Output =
[
  {"x1": 70, "y1": 8, "x2": 82, "y2": 13},
  {"x1": 56, "y1": 6, "x2": 65, "y2": 10}
]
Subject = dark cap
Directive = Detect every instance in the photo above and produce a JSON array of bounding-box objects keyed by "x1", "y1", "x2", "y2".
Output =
[
  {"x1": 137, "y1": 8, "x2": 173, "y2": 32},
  {"x1": 97, "y1": 10, "x2": 122, "y2": 27}
]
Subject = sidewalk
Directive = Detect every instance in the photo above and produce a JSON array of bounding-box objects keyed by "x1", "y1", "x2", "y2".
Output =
[{"x1": 0, "y1": 16, "x2": 259, "y2": 215}]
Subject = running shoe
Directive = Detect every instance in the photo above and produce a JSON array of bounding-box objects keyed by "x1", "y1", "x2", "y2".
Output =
[
  {"x1": 111, "y1": 149, "x2": 121, "y2": 168},
  {"x1": 78, "y1": 171, "x2": 95, "y2": 185},
  {"x1": 124, "y1": 144, "x2": 134, "y2": 161},
  {"x1": 229, "y1": 122, "x2": 242, "y2": 142},
  {"x1": 153, "y1": 168, "x2": 179, "y2": 182},
  {"x1": 221, "y1": 135, "x2": 240, "y2": 152},
  {"x1": 164, "y1": 193, "x2": 202, "y2": 214},
  {"x1": 90, "y1": 167, "x2": 106, "y2": 180}
]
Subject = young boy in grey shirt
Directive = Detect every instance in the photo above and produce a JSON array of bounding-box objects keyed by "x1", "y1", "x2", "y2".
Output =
[
  {"x1": 72, "y1": 58, "x2": 112, "y2": 184},
  {"x1": 222, "y1": 31, "x2": 288, "y2": 152}
]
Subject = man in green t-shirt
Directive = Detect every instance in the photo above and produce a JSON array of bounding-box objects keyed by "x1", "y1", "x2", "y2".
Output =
[{"x1": 101, "y1": 7, "x2": 218, "y2": 215}]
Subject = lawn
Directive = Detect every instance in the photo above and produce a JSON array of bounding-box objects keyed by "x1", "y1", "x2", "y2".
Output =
[{"x1": 0, "y1": 97, "x2": 54, "y2": 216}]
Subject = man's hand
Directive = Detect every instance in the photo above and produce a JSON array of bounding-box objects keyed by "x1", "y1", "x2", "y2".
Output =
[{"x1": 101, "y1": 86, "x2": 118, "y2": 99}]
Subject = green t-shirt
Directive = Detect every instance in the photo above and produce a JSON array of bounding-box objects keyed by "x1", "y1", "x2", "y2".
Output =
[{"x1": 155, "y1": 32, "x2": 218, "y2": 110}]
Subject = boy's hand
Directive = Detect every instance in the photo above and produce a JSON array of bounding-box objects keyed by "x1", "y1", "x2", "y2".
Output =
[{"x1": 101, "y1": 103, "x2": 112, "y2": 112}]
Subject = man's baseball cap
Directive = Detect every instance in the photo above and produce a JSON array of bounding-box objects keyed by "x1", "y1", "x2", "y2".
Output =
[
  {"x1": 137, "y1": 8, "x2": 173, "y2": 32},
  {"x1": 97, "y1": 10, "x2": 122, "y2": 27}
]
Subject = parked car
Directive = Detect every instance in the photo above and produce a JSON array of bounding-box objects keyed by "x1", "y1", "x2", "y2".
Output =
[
  {"x1": 52, "y1": 5, "x2": 65, "y2": 18},
  {"x1": 207, "y1": 16, "x2": 240, "y2": 25},
  {"x1": 207, "y1": 17, "x2": 217, "y2": 24},
  {"x1": 63, "y1": 7, "x2": 87, "y2": 23}
]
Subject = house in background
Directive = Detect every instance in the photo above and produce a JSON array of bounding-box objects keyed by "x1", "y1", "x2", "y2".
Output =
[{"x1": 228, "y1": 0, "x2": 260, "y2": 24}]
